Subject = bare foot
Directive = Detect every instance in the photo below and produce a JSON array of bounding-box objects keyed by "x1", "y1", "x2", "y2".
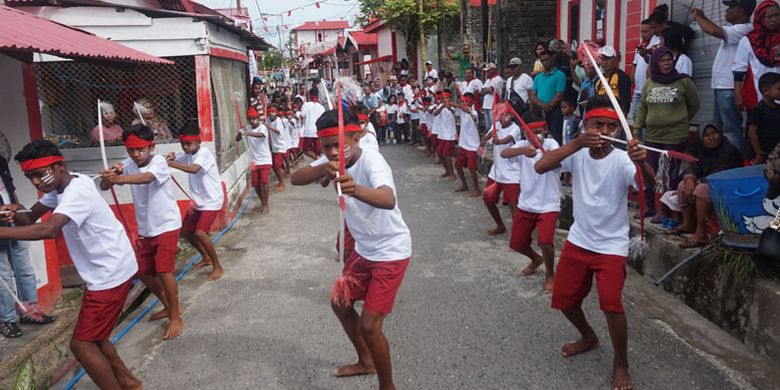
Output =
[
  {"x1": 149, "y1": 308, "x2": 182, "y2": 322},
  {"x1": 487, "y1": 226, "x2": 506, "y2": 236},
  {"x1": 119, "y1": 378, "x2": 142, "y2": 390},
  {"x1": 260, "y1": 206, "x2": 270, "y2": 215},
  {"x1": 163, "y1": 317, "x2": 184, "y2": 340},
  {"x1": 439, "y1": 172, "x2": 449, "y2": 178},
  {"x1": 192, "y1": 258, "x2": 212, "y2": 270},
  {"x1": 454, "y1": 185, "x2": 468, "y2": 192},
  {"x1": 469, "y1": 190, "x2": 481, "y2": 198},
  {"x1": 560, "y1": 337, "x2": 599, "y2": 358},
  {"x1": 334, "y1": 362, "x2": 376, "y2": 378},
  {"x1": 434, "y1": 160, "x2": 442, "y2": 165},
  {"x1": 612, "y1": 364, "x2": 633, "y2": 390},
  {"x1": 520, "y1": 259, "x2": 543, "y2": 276},
  {"x1": 208, "y1": 266, "x2": 224, "y2": 281},
  {"x1": 275, "y1": 185, "x2": 286, "y2": 192},
  {"x1": 446, "y1": 175, "x2": 457, "y2": 182},
  {"x1": 543, "y1": 275, "x2": 555, "y2": 294}
]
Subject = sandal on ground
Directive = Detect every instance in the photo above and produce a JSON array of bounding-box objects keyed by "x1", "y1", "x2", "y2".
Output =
[
  {"x1": 633, "y1": 210, "x2": 655, "y2": 219},
  {"x1": 678, "y1": 239, "x2": 708, "y2": 249},
  {"x1": 650, "y1": 215, "x2": 665, "y2": 224}
]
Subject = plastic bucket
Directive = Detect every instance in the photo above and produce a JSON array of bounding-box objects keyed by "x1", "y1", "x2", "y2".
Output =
[{"x1": 707, "y1": 165, "x2": 768, "y2": 249}]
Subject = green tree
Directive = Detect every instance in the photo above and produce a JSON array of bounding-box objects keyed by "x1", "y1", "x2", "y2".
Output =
[
  {"x1": 356, "y1": 0, "x2": 458, "y2": 49},
  {"x1": 259, "y1": 49, "x2": 284, "y2": 70}
]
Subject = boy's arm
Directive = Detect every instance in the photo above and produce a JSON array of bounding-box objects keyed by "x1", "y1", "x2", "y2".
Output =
[
  {"x1": 0, "y1": 211, "x2": 69, "y2": 240},
  {"x1": 167, "y1": 160, "x2": 201, "y2": 174},
  {"x1": 290, "y1": 163, "x2": 331, "y2": 185},
  {"x1": 748, "y1": 123, "x2": 765, "y2": 162},
  {"x1": 500, "y1": 145, "x2": 536, "y2": 159},
  {"x1": 1, "y1": 202, "x2": 52, "y2": 226},
  {"x1": 433, "y1": 104, "x2": 446, "y2": 115},
  {"x1": 335, "y1": 175, "x2": 396, "y2": 210},
  {"x1": 100, "y1": 170, "x2": 155, "y2": 190},
  {"x1": 494, "y1": 134, "x2": 516, "y2": 145},
  {"x1": 536, "y1": 131, "x2": 594, "y2": 173}
]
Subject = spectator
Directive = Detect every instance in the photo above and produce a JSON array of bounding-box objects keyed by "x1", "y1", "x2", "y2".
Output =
[
  {"x1": 461, "y1": 67, "x2": 484, "y2": 111},
  {"x1": 650, "y1": 4, "x2": 695, "y2": 52},
  {"x1": 505, "y1": 57, "x2": 534, "y2": 115},
  {"x1": 733, "y1": 0, "x2": 780, "y2": 112},
  {"x1": 531, "y1": 41, "x2": 547, "y2": 77},
  {"x1": 691, "y1": 1, "x2": 754, "y2": 154},
  {"x1": 131, "y1": 98, "x2": 172, "y2": 143},
  {"x1": 480, "y1": 63, "x2": 505, "y2": 128},
  {"x1": 399, "y1": 74, "x2": 414, "y2": 103},
  {"x1": 425, "y1": 76, "x2": 437, "y2": 95},
  {"x1": 764, "y1": 140, "x2": 780, "y2": 199},
  {"x1": 661, "y1": 28, "x2": 694, "y2": 76},
  {"x1": 424, "y1": 61, "x2": 439, "y2": 81},
  {"x1": 250, "y1": 81, "x2": 266, "y2": 114},
  {"x1": 90, "y1": 102, "x2": 124, "y2": 145},
  {"x1": 630, "y1": 19, "x2": 655, "y2": 121},
  {"x1": 548, "y1": 39, "x2": 573, "y2": 89},
  {"x1": 386, "y1": 95, "x2": 398, "y2": 143},
  {"x1": 0, "y1": 152, "x2": 55, "y2": 338},
  {"x1": 446, "y1": 44, "x2": 473, "y2": 79},
  {"x1": 400, "y1": 59, "x2": 410, "y2": 76},
  {"x1": 672, "y1": 123, "x2": 743, "y2": 248},
  {"x1": 361, "y1": 83, "x2": 383, "y2": 135},
  {"x1": 594, "y1": 46, "x2": 632, "y2": 114},
  {"x1": 635, "y1": 46, "x2": 700, "y2": 222},
  {"x1": 531, "y1": 51, "x2": 567, "y2": 143},
  {"x1": 747, "y1": 72, "x2": 780, "y2": 163}
]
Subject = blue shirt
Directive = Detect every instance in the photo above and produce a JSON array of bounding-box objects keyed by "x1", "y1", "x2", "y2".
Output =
[
  {"x1": 532, "y1": 69, "x2": 566, "y2": 104},
  {"x1": 362, "y1": 93, "x2": 380, "y2": 109}
]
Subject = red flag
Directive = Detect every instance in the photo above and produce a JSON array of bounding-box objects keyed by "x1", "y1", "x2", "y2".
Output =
[
  {"x1": 316, "y1": 2, "x2": 320, "y2": 8},
  {"x1": 264, "y1": 27, "x2": 269, "y2": 32},
  {"x1": 288, "y1": 10, "x2": 292, "y2": 16},
  {"x1": 263, "y1": 17, "x2": 268, "y2": 21}
]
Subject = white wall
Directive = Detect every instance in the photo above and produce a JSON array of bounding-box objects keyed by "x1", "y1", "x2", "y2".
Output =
[
  {"x1": 395, "y1": 32, "x2": 407, "y2": 63},
  {"x1": 378, "y1": 29, "x2": 393, "y2": 58},
  {"x1": 0, "y1": 55, "x2": 48, "y2": 288},
  {"x1": 295, "y1": 29, "x2": 343, "y2": 48}
]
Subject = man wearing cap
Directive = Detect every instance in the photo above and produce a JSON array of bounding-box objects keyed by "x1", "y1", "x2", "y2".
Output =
[
  {"x1": 692, "y1": 0, "x2": 755, "y2": 154},
  {"x1": 480, "y1": 63, "x2": 505, "y2": 128},
  {"x1": 594, "y1": 46, "x2": 632, "y2": 115},
  {"x1": 424, "y1": 61, "x2": 439, "y2": 81},
  {"x1": 505, "y1": 57, "x2": 534, "y2": 112}
]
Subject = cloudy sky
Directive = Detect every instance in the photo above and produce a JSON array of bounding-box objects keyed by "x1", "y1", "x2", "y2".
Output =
[{"x1": 199, "y1": 0, "x2": 362, "y2": 49}]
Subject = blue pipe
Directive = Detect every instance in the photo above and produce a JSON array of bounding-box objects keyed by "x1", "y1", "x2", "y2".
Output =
[{"x1": 63, "y1": 192, "x2": 254, "y2": 389}]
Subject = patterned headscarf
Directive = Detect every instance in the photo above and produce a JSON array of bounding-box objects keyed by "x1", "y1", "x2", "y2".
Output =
[{"x1": 747, "y1": 0, "x2": 780, "y2": 67}]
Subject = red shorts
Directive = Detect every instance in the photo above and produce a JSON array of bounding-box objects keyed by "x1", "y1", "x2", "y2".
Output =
[
  {"x1": 272, "y1": 152, "x2": 286, "y2": 169},
  {"x1": 509, "y1": 209, "x2": 559, "y2": 251},
  {"x1": 182, "y1": 208, "x2": 220, "y2": 233},
  {"x1": 419, "y1": 124, "x2": 429, "y2": 139},
  {"x1": 302, "y1": 137, "x2": 321, "y2": 155},
  {"x1": 437, "y1": 139, "x2": 456, "y2": 157},
  {"x1": 298, "y1": 138, "x2": 304, "y2": 150},
  {"x1": 251, "y1": 164, "x2": 272, "y2": 187},
  {"x1": 455, "y1": 148, "x2": 478, "y2": 170},
  {"x1": 551, "y1": 241, "x2": 627, "y2": 313},
  {"x1": 483, "y1": 178, "x2": 520, "y2": 205},
  {"x1": 287, "y1": 147, "x2": 299, "y2": 155},
  {"x1": 73, "y1": 279, "x2": 133, "y2": 341},
  {"x1": 341, "y1": 252, "x2": 409, "y2": 314},
  {"x1": 136, "y1": 230, "x2": 180, "y2": 275},
  {"x1": 431, "y1": 134, "x2": 439, "y2": 150}
]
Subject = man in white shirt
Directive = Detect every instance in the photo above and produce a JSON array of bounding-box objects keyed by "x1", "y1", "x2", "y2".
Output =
[
  {"x1": 453, "y1": 93, "x2": 481, "y2": 197},
  {"x1": 505, "y1": 57, "x2": 534, "y2": 117},
  {"x1": 480, "y1": 63, "x2": 505, "y2": 131},
  {"x1": 424, "y1": 61, "x2": 439, "y2": 81},
  {"x1": 692, "y1": 1, "x2": 755, "y2": 153},
  {"x1": 300, "y1": 89, "x2": 327, "y2": 159}
]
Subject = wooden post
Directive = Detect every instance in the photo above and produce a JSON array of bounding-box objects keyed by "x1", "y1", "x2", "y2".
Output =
[{"x1": 418, "y1": 0, "x2": 426, "y2": 82}]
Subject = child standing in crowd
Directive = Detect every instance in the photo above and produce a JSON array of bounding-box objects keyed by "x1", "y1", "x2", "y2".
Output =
[
  {"x1": 434, "y1": 91, "x2": 457, "y2": 181},
  {"x1": 418, "y1": 96, "x2": 434, "y2": 156},
  {"x1": 395, "y1": 93, "x2": 410, "y2": 144},
  {"x1": 480, "y1": 111, "x2": 522, "y2": 235},
  {"x1": 428, "y1": 94, "x2": 441, "y2": 160},
  {"x1": 166, "y1": 122, "x2": 225, "y2": 281},
  {"x1": 535, "y1": 96, "x2": 656, "y2": 390},
  {"x1": 290, "y1": 109, "x2": 411, "y2": 390},
  {"x1": 287, "y1": 108, "x2": 302, "y2": 167},
  {"x1": 266, "y1": 107, "x2": 289, "y2": 192},
  {"x1": 500, "y1": 120, "x2": 561, "y2": 293},
  {"x1": 236, "y1": 107, "x2": 272, "y2": 215},
  {"x1": 386, "y1": 95, "x2": 398, "y2": 144},
  {"x1": 357, "y1": 107, "x2": 380, "y2": 152},
  {"x1": 1, "y1": 140, "x2": 141, "y2": 389},
  {"x1": 100, "y1": 124, "x2": 183, "y2": 340},
  {"x1": 300, "y1": 89, "x2": 326, "y2": 159},
  {"x1": 453, "y1": 92, "x2": 481, "y2": 197},
  {"x1": 748, "y1": 72, "x2": 780, "y2": 163},
  {"x1": 561, "y1": 97, "x2": 579, "y2": 186}
]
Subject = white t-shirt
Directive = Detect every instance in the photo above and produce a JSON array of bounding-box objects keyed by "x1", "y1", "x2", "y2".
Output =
[
  {"x1": 436, "y1": 106, "x2": 457, "y2": 141},
  {"x1": 175, "y1": 147, "x2": 224, "y2": 211},
  {"x1": 505, "y1": 73, "x2": 534, "y2": 103},
  {"x1": 301, "y1": 101, "x2": 326, "y2": 137},
  {"x1": 268, "y1": 117, "x2": 289, "y2": 153},
  {"x1": 344, "y1": 148, "x2": 412, "y2": 261},
  {"x1": 386, "y1": 104, "x2": 398, "y2": 117},
  {"x1": 360, "y1": 122, "x2": 379, "y2": 152},
  {"x1": 425, "y1": 68, "x2": 439, "y2": 80},
  {"x1": 39, "y1": 173, "x2": 137, "y2": 291},
  {"x1": 401, "y1": 84, "x2": 414, "y2": 102},
  {"x1": 712, "y1": 23, "x2": 753, "y2": 89},
  {"x1": 289, "y1": 113, "x2": 302, "y2": 149},
  {"x1": 560, "y1": 148, "x2": 637, "y2": 257},
  {"x1": 457, "y1": 107, "x2": 479, "y2": 151},
  {"x1": 488, "y1": 122, "x2": 522, "y2": 184},
  {"x1": 675, "y1": 54, "x2": 693, "y2": 76},
  {"x1": 633, "y1": 47, "x2": 649, "y2": 93},
  {"x1": 428, "y1": 104, "x2": 440, "y2": 135},
  {"x1": 244, "y1": 124, "x2": 272, "y2": 166},
  {"x1": 409, "y1": 101, "x2": 420, "y2": 120},
  {"x1": 463, "y1": 78, "x2": 484, "y2": 95},
  {"x1": 483, "y1": 75, "x2": 505, "y2": 108},
  {"x1": 122, "y1": 154, "x2": 182, "y2": 237},
  {"x1": 0, "y1": 179, "x2": 10, "y2": 206},
  {"x1": 396, "y1": 103, "x2": 409, "y2": 124},
  {"x1": 515, "y1": 138, "x2": 562, "y2": 213},
  {"x1": 733, "y1": 36, "x2": 780, "y2": 101}
]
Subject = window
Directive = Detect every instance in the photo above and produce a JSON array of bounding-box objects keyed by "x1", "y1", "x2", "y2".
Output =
[{"x1": 594, "y1": 0, "x2": 606, "y2": 45}]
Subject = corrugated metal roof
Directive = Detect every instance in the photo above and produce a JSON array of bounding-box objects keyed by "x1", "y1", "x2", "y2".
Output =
[
  {"x1": 292, "y1": 21, "x2": 349, "y2": 31},
  {"x1": 0, "y1": 5, "x2": 172, "y2": 64}
]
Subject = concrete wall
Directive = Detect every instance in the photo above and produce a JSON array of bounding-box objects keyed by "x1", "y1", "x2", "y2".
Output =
[
  {"x1": 495, "y1": 0, "x2": 557, "y2": 72},
  {"x1": 378, "y1": 29, "x2": 393, "y2": 58}
]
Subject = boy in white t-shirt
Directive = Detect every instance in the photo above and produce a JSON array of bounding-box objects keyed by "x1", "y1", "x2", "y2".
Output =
[
  {"x1": 166, "y1": 122, "x2": 225, "y2": 281},
  {"x1": 357, "y1": 106, "x2": 380, "y2": 152},
  {"x1": 428, "y1": 95, "x2": 441, "y2": 158},
  {"x1": 300, "y1": 89, "x2": 327, "y2": 159},
  {"x1": 395, "y1": 93, "x2": 411, "y2": 144},
  {"x1": 433, "y1": 91, "x2": 458, "y2": 181},
  {"x1": 100, "y1": 124, "x2": 184, "y2": 340},
  {"x1": 479, "y1": 111, "x2": 522, "y2": 235},
  {"x1": 535, "y1": 96, "x2": 655, "y2": 390},
  {"x1": 236, "y1": 107, "x2": 272, "y2": 215},
  {"x1": 266, "y1": 106, "x2": 289, "y2": 192},
  {"x1": 1, "y1": 140, "x2": 140, "y2": 388},
  {"x1": 286, "y1": 107, "x2": 302, "y2": 166},
  {"x1": 453, "y1": 92, "x2": 481, "y2": 197},
  {"x1": 290, "y1": 109, "x2": 411, "y2": 390},
  {"x1": 413, "y1": 96, "x2": 434, "y2": 155},
  {"x1": 500, "y1": 120, "x2": 561, "y2": 292}
]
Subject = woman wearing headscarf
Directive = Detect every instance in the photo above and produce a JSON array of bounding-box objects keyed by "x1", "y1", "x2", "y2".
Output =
[
  {"x1": 673, "y1": 123, "x2": 743, "y2": 247},
  {"x1": 733, "y1": 0, "x2": 780, "y2": 111},
  {"x1": 635, "y1": 46, "x2": 700, "y2": 222}
]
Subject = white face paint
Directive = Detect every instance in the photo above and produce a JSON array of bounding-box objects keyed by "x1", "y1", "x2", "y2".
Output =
[
  {"x1": 343, "y1": 145, "x2": 354, "y2": 159},
  {"x1": 41, "y1": 170, "x2": 54, "y2": 185}
]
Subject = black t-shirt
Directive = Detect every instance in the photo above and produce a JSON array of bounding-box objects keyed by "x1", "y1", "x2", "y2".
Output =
[{"x1": 748, "y1": 101, "x2": 780, "y2": 154}]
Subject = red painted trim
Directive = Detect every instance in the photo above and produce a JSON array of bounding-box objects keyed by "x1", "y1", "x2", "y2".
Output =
[
  {"x1": 195, "y1": 55, "x2": 214, "y2": 142},
  {"x1": 613, "y1": 0, "x2": 622, "y2": 56},
  {"x1": 22, "y1": 63, "x2": 43, "y2": 140},
  {"x1": 556, "y1": 0, "x2": 561, "y2": 38},
  {"x1": 391, "y1": 31, "x2": 398, "y2": 63},
  {"x1": 209, "y1": 47, "x2": 249, "y2": 63}
]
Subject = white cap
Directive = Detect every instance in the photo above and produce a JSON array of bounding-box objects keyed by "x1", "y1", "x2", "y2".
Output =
[
  {"x1": 508, "y1": 57, "x2": 522, "y2": 66},
  {"x1": 483, "y1": 62, "x2": 497, "y2": 71},
  {"x1": 598, "y1": 46, "x2": 617, "y2": 58},
  {"x1": 425, "y1": 60, "x2": 432, "y2": 65}
]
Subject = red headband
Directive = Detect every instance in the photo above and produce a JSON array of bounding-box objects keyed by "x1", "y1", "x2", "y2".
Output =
[
  {"x1": 441, "y1": 92, "x2": 452, "y2": 98},
  {"x1": 357, "y1": 114, "x2": 369, "y2": 121},
  {"x1": 179, "y1": 135, "x2": 201, "y2": 142},
  {"x1": 19, "y1": 156, "x2": 64, "y2": 172},
  {"x1": 267, "y1": 107, "x2": 278, "y2": 114},
  {"x1": 247, "y1": 107, "x2": 260, "y2": 118},
  {"x1": 124, "y1": 133, "x2": 154, "y2": 149},
  {"x1": 462, "y1": 96, "x2": 474, "y2": 104},
  {"x1": 316, "y1": 123, "x2": 363, "y2": 138},
  {"x1": 585, "y1": 108, "x2": 621, "y2": 122},
  {"x1": 527, "y1": 121, "x2": 547, "y2": 130}
]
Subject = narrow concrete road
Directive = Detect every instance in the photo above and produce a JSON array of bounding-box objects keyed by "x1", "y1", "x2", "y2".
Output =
[{"x1": 69, "y1": 144, "x2": 753, "y2": 390}]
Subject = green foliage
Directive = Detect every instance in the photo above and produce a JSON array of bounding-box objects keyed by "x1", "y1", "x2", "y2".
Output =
[
  {"x1": 259, "y1": 49, "x2": 285, "y2": 70},
  {"x1": 356, "y1": 0, "x2": 459, "y2": 46},
  {"x1": 14, "y1": 357, "x2": 35, "y2": 390}
]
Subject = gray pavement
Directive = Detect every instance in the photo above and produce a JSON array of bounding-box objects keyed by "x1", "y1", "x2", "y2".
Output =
[{"x1": 69, "y1": 144, "x2": 754, "y2": 389}]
